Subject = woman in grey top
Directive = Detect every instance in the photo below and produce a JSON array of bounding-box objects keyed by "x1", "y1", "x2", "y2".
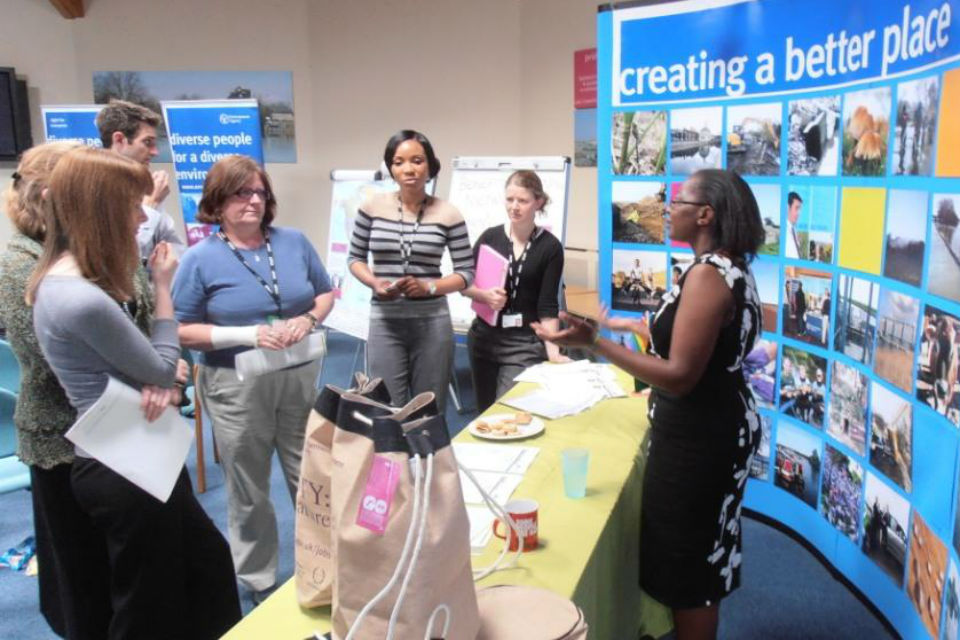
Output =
[
  {"x1": 29, "y1": 147, "x2": 240, "y2": 640},
  {"x1": 348, "y1": 130, "x2": 475, "y2": 411}
]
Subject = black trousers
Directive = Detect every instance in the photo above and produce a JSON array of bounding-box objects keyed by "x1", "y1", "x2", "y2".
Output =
[
  {"x1": 71, "y1": 458, "x2": 242, "y2": 640},
  {"x1": 30, "y1": 463, "x2": 111, "y2": 639},
  {"x1": 467, "y1": 320, "x2": 547, "y2": 413}
]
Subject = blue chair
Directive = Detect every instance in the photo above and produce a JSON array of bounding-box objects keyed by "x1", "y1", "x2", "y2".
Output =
[
  {"x1": 0, "y1": 388, "x2": 29, "y2": 493},
  {"x1": 0, "y1": 340, "x2": 21, "y2": 395}
]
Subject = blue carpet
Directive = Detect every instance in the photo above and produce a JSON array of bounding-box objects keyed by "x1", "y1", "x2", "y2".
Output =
[{"x1": 0, "y1": 331, "x2": 896, "y2": 638}]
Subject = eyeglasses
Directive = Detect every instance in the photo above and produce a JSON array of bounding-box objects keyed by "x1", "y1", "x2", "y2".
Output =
[
  {"x1": 234, "y1": 188, "x2": 269, "y2": 201},
  {"x1": 662, "y1": 199, "x2": 710, "y2": 217}
]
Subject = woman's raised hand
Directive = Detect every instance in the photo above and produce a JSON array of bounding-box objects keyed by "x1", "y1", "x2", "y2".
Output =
[
  {"x1": 149, "y1": 241, "x2": 179, "y2": 289},
  {"x1": 599, "y1": 304, "x2": 650, "y2": 341},
  {"x1": 531, "y1": 311, "x2": 598, "y2": 348}
]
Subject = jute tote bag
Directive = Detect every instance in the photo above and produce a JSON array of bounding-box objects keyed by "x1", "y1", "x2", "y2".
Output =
[
  {"x1": 294, "y1": 374, "x2": 391, "y2": 607},
  {"x1": 330, "y1": 400, "x2": 479, "y2": 640}
]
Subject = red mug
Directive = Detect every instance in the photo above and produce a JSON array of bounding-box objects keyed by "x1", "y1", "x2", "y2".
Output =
[{"x1": 492, "y1": 499, "x2": 538, "y2": 552}]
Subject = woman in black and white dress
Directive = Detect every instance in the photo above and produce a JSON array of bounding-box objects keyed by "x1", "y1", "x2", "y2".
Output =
[{"x1": 534, "y1": 169, "x2": 764, "y2": 640}]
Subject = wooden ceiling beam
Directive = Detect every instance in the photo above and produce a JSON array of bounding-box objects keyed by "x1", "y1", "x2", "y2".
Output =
[{"x1": 49, "y1": 0, "x2": 85, "y2": 19}]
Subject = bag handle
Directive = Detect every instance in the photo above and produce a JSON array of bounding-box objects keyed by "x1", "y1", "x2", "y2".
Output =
[
  {"x1": 423, "y1": 604, "x2": 451, "y2": 640},
  {"x1": 344, "y1": 411, "x2": 452, "y2": 640},
  {"x1": 344, "y1": 414, "x2": 427, "y2": 640},
  {"x1": 387, "y1": 452, "x2": 438, "y2": 639},
  {"x1": 457, "y1": 462, "x2": 524, "y2": 580}
]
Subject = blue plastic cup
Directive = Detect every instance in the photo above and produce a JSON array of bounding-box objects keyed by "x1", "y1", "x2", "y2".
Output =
[{"x1": 562, "y1": 448, "x2": 590, "y2": 498}]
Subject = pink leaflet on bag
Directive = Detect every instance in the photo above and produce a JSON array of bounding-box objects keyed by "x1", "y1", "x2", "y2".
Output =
[{"x1": 356, "y1": 455, "x2": 402, "y2": 535}]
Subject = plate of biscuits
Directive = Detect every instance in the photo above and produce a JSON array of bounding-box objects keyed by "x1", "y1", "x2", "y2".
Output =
[{"x1": 467, "y1": 412, "x2": 545, "y2": 441}]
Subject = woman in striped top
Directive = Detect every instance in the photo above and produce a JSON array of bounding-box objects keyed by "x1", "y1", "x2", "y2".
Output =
[{"x1": 348, "y1": 130, "x2": 475, "y2": 411}]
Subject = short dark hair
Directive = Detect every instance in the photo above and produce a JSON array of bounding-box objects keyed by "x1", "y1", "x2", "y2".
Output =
[
  {"x1": 787, "y1": 191, "x2": 803, "y2": 206},
  {"x1": 197, "y1": 155, "x2": 276, "y2": 229},
  {"x1": 690, "y1": 169, "x2": 765, "y2": 262},
  {"x1": 383, "y1": 130, "x2": 441, "y2": 179},
  {"x1": 96, "y1": 100, "x2": 162, "y2": 149}
]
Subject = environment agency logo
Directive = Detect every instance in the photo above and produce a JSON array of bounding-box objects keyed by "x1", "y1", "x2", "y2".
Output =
[{"x1": 219, "y1": 113, "x2": 251, "y2": 125}]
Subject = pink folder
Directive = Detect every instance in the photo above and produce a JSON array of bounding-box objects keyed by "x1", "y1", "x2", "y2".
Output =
[{"x1": 471, "y1": 244, "x2": 510, "y2": 326}]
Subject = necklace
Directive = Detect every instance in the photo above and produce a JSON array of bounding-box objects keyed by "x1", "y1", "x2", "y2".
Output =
[{"x1": 397, "y1": 195, "x2": 428, "y2": 275}]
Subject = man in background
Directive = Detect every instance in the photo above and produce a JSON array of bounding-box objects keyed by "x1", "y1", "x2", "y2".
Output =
[
  {"x1": 785, "y1": 191, "x2": 803, "y2": 259},
  {"x1": 96, "y1": 100, "x2": 185, "y2": 260}
]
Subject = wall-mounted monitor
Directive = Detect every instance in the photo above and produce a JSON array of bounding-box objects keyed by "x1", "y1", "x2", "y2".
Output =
[{"x1": 0, "y1": 67, "x2": 32, "y2": 160}]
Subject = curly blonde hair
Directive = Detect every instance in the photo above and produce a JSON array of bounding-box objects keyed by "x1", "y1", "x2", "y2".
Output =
[{"x1": 3, "y1": 141, "x2": 81, "y2": 241}]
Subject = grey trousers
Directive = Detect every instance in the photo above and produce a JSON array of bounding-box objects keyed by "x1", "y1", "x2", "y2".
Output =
[
  {"x1": 198, "y1": 360, "x2": 321, "y2": 591},
  {"x1": 367, "y1": 310, "x2": 453, "y2": 412},
  {"x1": 467, "y1": 320, "x2": 547, "y2": 413}
]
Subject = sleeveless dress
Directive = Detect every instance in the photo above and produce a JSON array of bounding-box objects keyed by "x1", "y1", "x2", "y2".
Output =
[{"x1": 640, "y1": 252, "x2": 762, "y2": 609}]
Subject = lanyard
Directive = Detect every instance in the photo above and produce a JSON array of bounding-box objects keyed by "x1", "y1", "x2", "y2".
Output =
[
  {"x1": 397, "y1": 197, "x2": 427, "y2": 275},
  {"x1": 506, "y1": 227, "x2": 541, "y2": 312},
  {"x1": 218, "y1": 230, "x2": 282, "y2": 315}
]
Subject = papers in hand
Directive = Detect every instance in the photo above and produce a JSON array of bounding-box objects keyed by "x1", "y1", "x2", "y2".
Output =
[
  {"x1": 65, "y1": 377, "x2": 193, "y2": 503},
  {"x1": 471, "y1": 244, "x2": 509, "y2": 326},
  {"x1": 235, "y1": 331, "x2": 327, "y2": 381}
]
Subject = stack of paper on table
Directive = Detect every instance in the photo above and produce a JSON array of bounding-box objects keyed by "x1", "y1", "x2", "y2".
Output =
[
  {"x1": 504, "y1": 360, "x2": 628, "y2": 419},
  {"x1": 65, "y1": 377, "x2": 193, "y2": 502},
  {"x1": 453, "y1": 443, "x2": 539, "y2": 551}
]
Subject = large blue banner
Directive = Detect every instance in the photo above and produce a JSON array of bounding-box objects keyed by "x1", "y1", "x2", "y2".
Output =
[
  {"x1": 614, "y1": 0, "x2": 959, "y2": 106},
  {"x1": 600, "y1": 0, "x2": 960, "y2": 637},
  {"x1": 161, "y1": 99, "x2": 263, "y2": 245},
  {"x1": 41, "y1": 105, "x2": 103, "y2": 146}
]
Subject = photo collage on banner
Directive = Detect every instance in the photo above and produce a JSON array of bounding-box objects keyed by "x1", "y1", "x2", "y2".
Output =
[{"x1": 600, "y1": 1, "x2": 960, "y2": 636}]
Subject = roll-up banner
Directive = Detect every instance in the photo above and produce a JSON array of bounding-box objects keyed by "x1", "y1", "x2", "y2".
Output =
[
  {"x1": 161, "y1": 99, "x2": 264, "y2": 245},
  {"x1": 598, "y1": 1, "x2": 960, "y2": 637},
  {"x1": 41, "y1": 105, "x2": 103, "y2": 146}
]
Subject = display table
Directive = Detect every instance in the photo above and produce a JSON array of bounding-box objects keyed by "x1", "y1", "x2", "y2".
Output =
[{"x1": 222, "y1": 368, "x2": 672, "y2": 639}]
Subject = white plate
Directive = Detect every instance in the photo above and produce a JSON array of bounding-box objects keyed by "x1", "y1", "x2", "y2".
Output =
[{"x1": 467, "y1": 413, "x2": 545, "y2": 441}]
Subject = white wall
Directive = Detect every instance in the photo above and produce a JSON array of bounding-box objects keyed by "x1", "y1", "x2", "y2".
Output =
[{"x1": 0, "y1": 0, "x2": 599, "y2": 286}]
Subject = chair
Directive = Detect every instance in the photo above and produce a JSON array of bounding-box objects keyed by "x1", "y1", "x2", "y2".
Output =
[
  {"x1": 184, "y1": 351, "x2": 219, "y2": 494},
  {"x1": 0, "y1": 388, "x2": 30, "y2": 494},
  {"x1": 0, "y1": 340, "x2": 21, "y2": 395}
]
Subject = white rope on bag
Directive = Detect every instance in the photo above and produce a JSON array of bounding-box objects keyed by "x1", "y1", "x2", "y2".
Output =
[
  {"x1": 386, "y1": 451, "x2": 436, "y2": 639},
  {"x1": 423, "y1": 604, "x2": 451, "y2": 640},
  {"x1": 344, "y1": 415, "x2": 426, "y2": 640},
  {"x1": 457, "y1": 462, "x2": 524, "y2": 580},
  {"x1": 345, "y1": 453, "x2": 423, "y2": 640}
]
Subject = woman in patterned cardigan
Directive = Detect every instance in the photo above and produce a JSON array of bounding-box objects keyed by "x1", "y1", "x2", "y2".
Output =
[{"x1": 0, "y1": 141, "x2": 159, "y2": 639}]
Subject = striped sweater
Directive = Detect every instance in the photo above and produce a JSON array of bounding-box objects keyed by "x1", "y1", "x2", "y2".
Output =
[{"x1": 348, "y1": 193, "x2": 475, "y2": 305}]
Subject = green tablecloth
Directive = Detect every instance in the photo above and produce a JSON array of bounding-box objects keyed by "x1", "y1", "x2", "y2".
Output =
[{"x1": 223, "y1": 368, "x2": 672, "y2": 639}]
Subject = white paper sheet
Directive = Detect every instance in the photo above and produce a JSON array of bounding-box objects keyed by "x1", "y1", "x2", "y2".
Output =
[
  {"x1": 466, "y1": 506, "x2": 496, "y2": 552},
  {"x1": 500, "y1": 389, "x2": 595, "y2": 420},
  {"x1": 234, "y1": 331, "x2": 326, "y2": 381},
  {"x1": 459, "y1": 470, "x2": 524, "y2": 506},
  {"x1": 65, "y1": 377, "x2": 193, "y2": 502},
  {"x1": 452, "y1": 443, "x2": 539, "y2": 476}
]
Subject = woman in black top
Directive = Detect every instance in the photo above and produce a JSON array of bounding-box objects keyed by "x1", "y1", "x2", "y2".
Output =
[
  {"x1": 534, "y1": 169, "x2": 764, "y2": 640},
  {"x1": 463, "y1": 170, "x2": 567, "y2": 412}
]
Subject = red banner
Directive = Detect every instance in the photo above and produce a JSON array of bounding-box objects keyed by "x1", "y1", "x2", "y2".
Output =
[{"x1": 573, "y1": 48, "x2": 597, "y2": 109}]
